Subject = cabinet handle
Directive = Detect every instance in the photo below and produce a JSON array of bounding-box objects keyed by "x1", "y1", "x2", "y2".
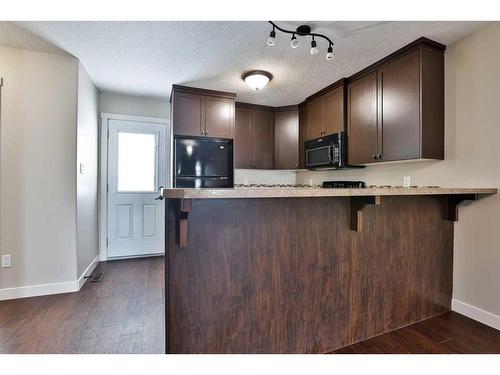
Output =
[
  {"x1": 377, "y1": 154, "x2": 382, "y2": 159},
  {"x1": 372, "y1": 154, "x2": 376, "y2": 160},
  {"x1": 205, "y1": 130, "x2": 208, "y2": 136}
]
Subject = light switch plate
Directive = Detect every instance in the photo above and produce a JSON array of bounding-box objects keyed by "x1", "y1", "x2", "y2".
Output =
[
  {"x1": 1, "y1": 254, "x2": 12, "y2": 268},
  {"x1": 79, "y1": 163, "x2": 86, "y2": 175}
]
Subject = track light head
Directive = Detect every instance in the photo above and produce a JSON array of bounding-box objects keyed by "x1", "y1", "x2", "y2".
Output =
[
  {"x1": 310, "y1": 38, "x2": 318, "y2": 55},
  {"x1": 326, "y1": 44, "x2": 333, "y2": 60},
  {"x1": 290, "y1": 34, "x2": 299, "y2": 48},
  {"x1": 267, "y1": 27, "x2": 276, "y2": 46}
]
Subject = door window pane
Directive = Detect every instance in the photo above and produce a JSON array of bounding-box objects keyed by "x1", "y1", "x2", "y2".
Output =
[{"x1": 117, "y1": 132, "x2": 156, "y2": 192}]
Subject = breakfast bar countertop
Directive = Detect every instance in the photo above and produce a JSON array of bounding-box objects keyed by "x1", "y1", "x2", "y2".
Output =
[{"x1": 163, "y1": 186, "x2": 497, "y2": 199}]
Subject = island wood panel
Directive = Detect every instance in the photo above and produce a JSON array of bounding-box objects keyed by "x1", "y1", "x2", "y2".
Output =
[{"x1": 165, "y1": 196, "x2": 453, "y2": 353}]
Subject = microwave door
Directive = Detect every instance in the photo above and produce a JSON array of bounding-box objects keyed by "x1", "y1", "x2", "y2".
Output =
[{"x1": 306, "y1": 145, "x2": 332, "y2": 168}]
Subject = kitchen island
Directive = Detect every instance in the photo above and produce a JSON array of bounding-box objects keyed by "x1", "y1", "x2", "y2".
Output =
[{"x1": 163, "y1": 187, "x2": 496, "y2": 353}]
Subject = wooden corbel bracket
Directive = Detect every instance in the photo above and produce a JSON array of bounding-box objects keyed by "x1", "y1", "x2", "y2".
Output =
[
  {"x1": 445, "y1": 194, "x2": 478, "y2": 222},
  {"x1": 350, "y1": 196, "x2": 381, "y2": 232},
  {"x1": 178, "y1": 198, "x2": 192, "y2": 248}
]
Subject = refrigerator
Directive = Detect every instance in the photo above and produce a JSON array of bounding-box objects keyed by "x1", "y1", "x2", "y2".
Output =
[{"x1": 174, "y1": 136, "x2": 234, "y2": 188}]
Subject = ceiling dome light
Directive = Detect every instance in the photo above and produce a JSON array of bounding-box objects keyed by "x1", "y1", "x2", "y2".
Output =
[
  {"x1": 310, "y1": 38, "x2": 319, "y2": 55},
  {"x1": 242, "y1": 70, "x2": 273, "y2": 91},
  {"x1": 290, "y1": 34, "x2": 299, "y2": 48},
  {"x1": 267, "y1": 27, "x2": 276, "y2": 46},
  {"x1": 326, "y1": 44, "x2": 334, "y2": 60}
]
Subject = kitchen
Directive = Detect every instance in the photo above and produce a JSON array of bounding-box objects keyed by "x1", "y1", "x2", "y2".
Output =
[
  {"x1": 164, "y1": 26, "x2": 498, "y2": 353},
  {"x1": 1, "y1": 13, "x2": 500, "y2": 363}
]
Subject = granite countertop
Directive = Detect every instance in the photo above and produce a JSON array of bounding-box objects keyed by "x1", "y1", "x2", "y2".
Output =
[{"x1": 163, "y1": 186, "x2": 497, "y2": 199}]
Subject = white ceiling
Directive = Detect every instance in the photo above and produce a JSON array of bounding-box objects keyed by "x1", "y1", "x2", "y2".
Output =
[{"x1": 4, "y1": 21, "x2": 489, "y2": 106}]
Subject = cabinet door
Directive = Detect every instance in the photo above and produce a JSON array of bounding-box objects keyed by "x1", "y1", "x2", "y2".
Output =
[
  {"x1": 274, "y1": 110, "x2": 299, "y2": 170},
  {"x1": 298, "y1": 106, "x2": 307, "y2": 169},
  {"x1": 205, "y1": 96, "x2": 234, "y2": 138},
  {"x1": 253, "y1": 110, "x2": 275, "y2": 169},
  {"x1": 347, "y1": 72, "x2": 378, "y2": 164},
  {"x1": 324, "y1": 86, "x2": 345, "y2": 135},
  {"x1": 378, "y1": 50, "x2": 420, "y2": 161},
  {"x1": 235, "y1": 108, "x2": 254, "y2": 169},
  {"x1": 173, "y1": 92, "x2": 205, "y2": 137},
  {"x1": 306, "y1": 96, "x2": 324, "y2": 141}
]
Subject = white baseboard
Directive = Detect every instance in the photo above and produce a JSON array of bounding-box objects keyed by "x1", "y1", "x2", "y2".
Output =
[
  {"x1": 0, "y1": 255, "x2": 100, "y2": 301},
  {"x1": 0, "y1": 280, "x2": 78, "y2": 301},
  {"x1": 452, "y1": 298, "x2": 500, "y2": 330},
  {"x1": 77, "y1": 255, "x2": 100, "y2": 290}
]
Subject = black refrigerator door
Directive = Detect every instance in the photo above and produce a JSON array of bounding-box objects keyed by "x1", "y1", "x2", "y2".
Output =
[
  {"x1": 175, "y1": 137, "x2": 233, "y2": 177},
  {"x1": 175, "y1": 177, "x2": 233, "y2": 188}
]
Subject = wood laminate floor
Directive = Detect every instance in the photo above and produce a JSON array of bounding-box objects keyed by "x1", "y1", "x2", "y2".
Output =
[
  {"x1": 332, "y1": 312, "x2": 500, "y2": 354},
  {"x1": 1, "y1": 256, "x2": 499, "y2": 354},
  {"x1": 0, "y1": 257, "x2": 164, "y2": 354}
]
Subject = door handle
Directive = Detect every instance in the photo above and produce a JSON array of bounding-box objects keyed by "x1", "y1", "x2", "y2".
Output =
[{"x1": 155, "y1": 186, "x2": 164, "y2": 200}]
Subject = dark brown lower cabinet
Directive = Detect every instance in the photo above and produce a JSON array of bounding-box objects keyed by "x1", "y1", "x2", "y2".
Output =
[{"x1": 274, "y1": 109, "x2": 299, "y2": 169}]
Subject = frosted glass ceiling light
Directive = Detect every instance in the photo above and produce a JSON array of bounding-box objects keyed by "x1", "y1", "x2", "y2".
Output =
[{"x1": 242, "y1": 70, "x2": 273, "y2": 91}]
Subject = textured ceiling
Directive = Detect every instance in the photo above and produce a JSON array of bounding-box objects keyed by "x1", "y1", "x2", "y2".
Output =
[{"x1": 6, "y1": 21, "x2": 490, "y2": 106}]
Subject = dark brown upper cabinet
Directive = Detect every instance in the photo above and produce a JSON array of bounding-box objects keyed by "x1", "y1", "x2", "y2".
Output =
[
  {"x1": 298, "y1": 104, "x2": 307, "y2": 169},
  {"x1": 347, "y1": 38, "x2": 445, "y2": 164},
  {"x1": 304, "y1": 80, "x2": 346, "y2": 141},
  {"x1": 234, "y1": 107, "x2": 253, "y2": 169},
  {"x1": 274, "y1": 108, "x2": 299, "y2": 170},
  {"x1": 171, "y1": 85, "x2": 236, "y2": 138},
  {"x1": 235, "y1": 104, "x2": 275, "y2": 169},
  {"x1": 347, "y1": 72, "x2": 378, "y2": 164}
]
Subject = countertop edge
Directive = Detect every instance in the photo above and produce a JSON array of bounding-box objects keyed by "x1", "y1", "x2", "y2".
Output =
[{"x1": 163, "y1": 187, "x2": 498, "y2": 199}]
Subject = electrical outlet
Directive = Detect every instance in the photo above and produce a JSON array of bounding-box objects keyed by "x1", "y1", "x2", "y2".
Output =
[
  {"x1": 403, "y1": 176, "x2": 411, "y2": 188},
  {"x1": 1, "y1": 254, "x2": 12, "y2": 268},
  {"x1": 309, "y1": 178, "x2": 313, "y2": 186},
  {"x1": 243, "y1": 178, "x2": 249, "y2": 186}
]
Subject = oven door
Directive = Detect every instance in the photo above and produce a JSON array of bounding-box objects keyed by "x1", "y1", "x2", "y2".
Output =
[{"x1": 305, "y1": 144, "x2": 333, "y2": 169}]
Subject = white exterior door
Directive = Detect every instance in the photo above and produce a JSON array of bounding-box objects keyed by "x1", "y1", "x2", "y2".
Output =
[{"x1": 107, "y1": 119, "x2": 166, "y2": 258}]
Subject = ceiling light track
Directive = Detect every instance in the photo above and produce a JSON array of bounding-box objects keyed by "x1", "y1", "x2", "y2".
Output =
[{"x1": 267, "y1": 21, "x2": 335, "y2": 60}]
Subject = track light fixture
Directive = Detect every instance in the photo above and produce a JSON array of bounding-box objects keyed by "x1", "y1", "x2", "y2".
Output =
[{"x1": 266, "y1": 21, "x2": 335, "y2": 61}]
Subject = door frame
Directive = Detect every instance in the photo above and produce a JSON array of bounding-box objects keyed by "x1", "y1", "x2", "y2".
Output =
[{"x1": 99, "y1": 113, "x2": 170, "y2": 261}]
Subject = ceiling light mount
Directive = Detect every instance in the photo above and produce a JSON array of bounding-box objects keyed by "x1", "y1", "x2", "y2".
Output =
[
  {"x1": 242, "y1": 70, "x2": 273, "y2": 91},
  {"x1": 266, "y1": 21, "x2": 335, "y2": 61}
]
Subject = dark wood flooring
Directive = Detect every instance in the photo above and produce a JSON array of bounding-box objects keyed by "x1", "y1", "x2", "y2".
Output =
[
  {"x1": 1, "y1": 256, "x2": 499, "y2": 354},
  {"x1": 333, "y1": 312, "x2": 500, "y2": 354},
  {"x1": 0, "y1": 256, "x2": 164, "y2": 354}
]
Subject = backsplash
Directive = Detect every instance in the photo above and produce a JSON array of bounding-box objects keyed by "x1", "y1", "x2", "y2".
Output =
[{"x1": 235, "y1": 169, "x2": 296, "y2": 185}]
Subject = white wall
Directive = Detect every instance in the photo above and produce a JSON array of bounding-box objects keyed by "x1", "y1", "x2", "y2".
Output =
[
  {"x1": 99, "y1": 91, "x2": 168, "y2": 119},
  {"x1": 76, "y1": 63, "x2": 99, "y2": 277},
  {"x1": 297, "y1": 23, "x2": 500, "y2": 320},
  {"x1": 0, "y1": 45, "x2": 79, "y2": 290}
]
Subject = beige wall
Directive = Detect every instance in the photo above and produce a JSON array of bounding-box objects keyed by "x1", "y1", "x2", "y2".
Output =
[
  {"x1": 0, "y1": 45, "x2": 79, "y2": 289},
  {"x1": 297, "y1": 23, "x2": 500, "y2": 317},
  {"x1": 76, "y1": 63, "x2": 99, "y2": 277},
  {"x1": 99, "y1": 91, "x2": 168, "y2": 119}
]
